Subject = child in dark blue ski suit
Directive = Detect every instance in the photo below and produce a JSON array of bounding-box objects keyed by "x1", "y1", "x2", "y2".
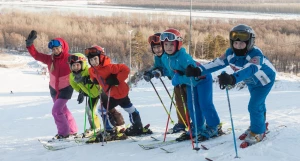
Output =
[{"x1": 185, "y1": 24, "x2": 276, "y2": 147}]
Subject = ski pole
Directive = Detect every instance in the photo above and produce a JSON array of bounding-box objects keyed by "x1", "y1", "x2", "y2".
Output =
[
  {"x1": 103, "y1": 88, "x2": 112, "y2": 144},
  {"x1": 150, "y1": 80, "x2": 175, "y2": 125},
  {"x1": 160, "y1": 78, "x2": 188, "y2": 128},
  {"x1": 190, "y1": 78, "x2": 200, "y2": 151},
  {"x1": 98, "y1": 88, "x2": 105, "y2": 146},
  {"x1": 178, "y1": 84, "x2": 194, "y2": 149},
  {"x1": 93, "y1": 68, "x2": 106, "y2": 146},
  {"x1": 84, "y1": 95, "x2": 87, "y2": 133},
  {"x1": 87, "y1": 84, "x2": 97, "y2": 137},
  {"x1": 163, "y1": 90, "x2": 175, "y2": 142},
  {"x1": 225, "y1": 85, "x2": 239, "y2": 158}
]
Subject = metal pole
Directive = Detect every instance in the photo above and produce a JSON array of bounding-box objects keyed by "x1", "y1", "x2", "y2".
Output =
[
  {"x1": 225, "y1": 87, "x2": 239, "y2": 158},
  {"x1": 189, "y1": 0, "x2": 192, "y2": 54},
  {"x1": 128, "y1": 30, "x2": 133, "y2": 90}
]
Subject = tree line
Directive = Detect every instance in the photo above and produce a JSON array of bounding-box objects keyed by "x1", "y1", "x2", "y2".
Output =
[{"x1": 1, "y1": 9, "x2": 300, "y2": 76}]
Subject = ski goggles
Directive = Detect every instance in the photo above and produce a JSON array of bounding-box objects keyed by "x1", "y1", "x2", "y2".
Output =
[
  {"x1": 48, "y1": 40, "x2": 61, "y2": 49},
  {"x1": 160, "y1": 32, "x2": 182, "y2": 42},
  {"x1": 229, "y1": 31, "x2": 251, "y2": 41},
  {"x1": 84, "y1": 47, "x2": 103, "y2": 57},
  {"x1": 148, "y1": 35, "x2": 160, "y2": 44},
  {"x1": 67, "y1": 55, "x2": 86, "y2": 64}
]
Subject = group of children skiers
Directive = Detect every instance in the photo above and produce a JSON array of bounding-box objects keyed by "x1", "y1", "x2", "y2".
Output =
[{"x1": 25, "y1": 24, "x2": 276, "y2": 148}]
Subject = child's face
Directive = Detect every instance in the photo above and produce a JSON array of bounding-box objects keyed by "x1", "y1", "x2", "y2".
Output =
[
  {"x1": 163, "y1": 41, "x2": 176, "y2": 55},
  {"x1": 71, "y1": 62, "x2": 82, "y2": 72},
  {"x1": 152, "y1": 45, "x2": 163, "y2": 56},
  {"x1": 233, "y1": 41, "x2": 247, "y2": 49},
  {"x1": 52, "y1": 46, "x2": 62, "y2": 55},
  {"x1": 89, "y1": 56, "x2": 100, "y2": 67}
]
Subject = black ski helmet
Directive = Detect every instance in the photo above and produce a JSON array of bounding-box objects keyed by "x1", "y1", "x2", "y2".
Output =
[{"x1": 230, "y1": 24, "x2": 256, "y2": 55}]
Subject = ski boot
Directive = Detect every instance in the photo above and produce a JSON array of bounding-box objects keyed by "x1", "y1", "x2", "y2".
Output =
[
  {"x1": 239, "y1": 122, "x2": 269, "y2": 140},
  {"x1": 86, "y1": 128, "x2": 127, "y2": 143},
  {"x1": 167, "y1": 123, "x2": 186, "y2": 134},
  {"x1": 240, "y1": 131, "x2": 266, "y2": 148},
  {"x1": 124, "y1": 123, "x2": 153, "y2": 136},
  {"x1": 175, "y1": 131, "x2": 192, "y2": 142},
  {"x1": 81, "y1": 128, "x2": 101, "y2": 138}
]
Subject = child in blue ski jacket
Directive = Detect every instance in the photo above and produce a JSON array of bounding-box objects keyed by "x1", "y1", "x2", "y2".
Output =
[
  {"x1": 143, "y1": 32, "x2": 188, "y2": 134},
  {"x1": 185, "y1": 24, "x2": 276, "y2": 147},
  {"x1": 160, "y1": 28, "x2": 221, "y2": 141}
]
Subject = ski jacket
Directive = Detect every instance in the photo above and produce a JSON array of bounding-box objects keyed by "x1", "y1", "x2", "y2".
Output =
[
  {"x1": 69, "y1": 66, "x2": 101, "y2": 99},
  {"x1": 26, "y1": 38, "x2": 73, "y2": 99},
  {"x1": 149, "y1": 55, "x2": 170, "y2": 77},
  {"x1": 161, "y1": 48, "x2": 202, "y2": 87},
  {"x1": 89, "y1": 55, "x2": 129, "y2": 99},
  {"x1": 200, "y1": 46, "x2": 276, "y2": 88}
]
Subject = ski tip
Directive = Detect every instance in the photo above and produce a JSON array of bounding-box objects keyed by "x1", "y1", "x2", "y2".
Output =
[
  {"x1": 201, "y1": 144, "x2": 209, "y2": 150},
  {"x1": 240, "y1": 141, "x2": 249, "y2": 148},
  {"x1": 144, "y1": 124, "x2": 150, "y2": 129},
  {"x1": 205, "y1": 157, "x2": 213, "y2": 161}
]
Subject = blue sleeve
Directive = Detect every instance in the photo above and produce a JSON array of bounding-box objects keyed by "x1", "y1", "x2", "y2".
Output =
[
  {"x1": 199, "y1": 48, "x2": 231, "y2": 75},
  {"x1": 176, "y1": 52, "x2": 197, "y2": 85},
  {"x1": 232, "y1": 48, "x2": 264, "y2": 83},
  {"x1": 150, "y1": 56, "x2": 170, "y2": 77},
  {"x1": 232, "y1": 64, "x2": 259, "y2": 83}
]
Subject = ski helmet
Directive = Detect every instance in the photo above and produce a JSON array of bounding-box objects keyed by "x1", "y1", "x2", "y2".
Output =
[
  {"x1": 148, "y1": 32, "x2": 162, "y2": 55},
  {"x1": 160, "y1": 28, "x2": 183, "y2": 51},
  {"x1": 67, "y1": 53, "x2": 87, "y2": 73},
  {"x1": 84, "y1": 45, "x2": 109, "y2": 66},
  {"x1": 229, "y1": 24, "x2": 256, "y2": 56}
]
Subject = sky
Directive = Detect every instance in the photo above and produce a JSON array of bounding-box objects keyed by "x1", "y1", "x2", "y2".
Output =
[{"x1": 0, "y1": 52, "x2": 300, "y2": 161}]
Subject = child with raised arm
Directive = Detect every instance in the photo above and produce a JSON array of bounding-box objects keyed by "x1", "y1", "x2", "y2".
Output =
[{"x1": 25, "y1": 30, "x2": 77, "y2": 140}]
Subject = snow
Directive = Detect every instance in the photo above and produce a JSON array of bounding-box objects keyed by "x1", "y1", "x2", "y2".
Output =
[
  {"x1": 1, "y1": 53, "x2": 300, "y2": 161},
  {"x1": 1, "y1": 1, "x2": 300, "y2": 20}
]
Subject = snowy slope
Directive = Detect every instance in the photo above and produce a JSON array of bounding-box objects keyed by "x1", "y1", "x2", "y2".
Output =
[{"x1": 0, "y1": 54, "x2": 300, "y2": 161}]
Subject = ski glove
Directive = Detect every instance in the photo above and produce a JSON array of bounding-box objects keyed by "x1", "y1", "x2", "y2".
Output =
[
  {"x1": 26, "y1": 30, "x2": 37, "y2": 47},
  {"x1": 185, "y1": 65, "x2": 201, "y2": 77},
  {"x1": 143, "y1": 71, "x2": 153, "y2": 82},
  {"x1": 152, "y1": 69, "x2": 162, "y2": 79},
  {"x1": 218, "y1": 72, "x2": 236, "y2": 90},
  {"x1": 77, "y1": 90, "x2": 85, "y2": 104},
  {"x1": 82, "y1": 76, "x2": 94, "y2": 85},
  {"x1": 106, "y1": 74, "x2": 119, "y2": 86},
  {"x1": 172, "y1": 73, "x2": 180, "y2": 86}
]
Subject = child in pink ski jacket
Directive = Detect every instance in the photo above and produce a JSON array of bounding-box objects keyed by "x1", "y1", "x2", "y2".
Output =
[{"x1": 26, "y1": 30, "x2": 78, "y2": 139}]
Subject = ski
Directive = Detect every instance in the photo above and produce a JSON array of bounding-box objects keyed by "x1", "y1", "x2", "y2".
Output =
[
  {"x1": 138, "y1": 139, "x2": 180, "y2": 150},
  {"x1": 160, "y1": 147, "x2": 174, "y2": 153},
  {"x1": 150, "y1": 136, "x2": 160, "y2": 141},
  {"x1": 158, "y1": 128, "x2": 234, "y2": 153},
  {"x1": 38, "y1": 139, "x2": 81, "y2": 151},
  {"x1": 239, "y1": 125, "x2": 287, "y2": 148}
]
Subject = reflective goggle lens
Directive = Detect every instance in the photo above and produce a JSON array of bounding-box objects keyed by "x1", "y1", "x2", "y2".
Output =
[
  {"x1": 68, "y1": 55, "x2": 85, "y2": 64},
  {"x1": 148, "y1": 35, "x2": 160, "y2": 44},
  {"x1": 160, "y1": 32, "x2": 177, "y2": 41},
  {"x1": 84, "y1": 47, "x2": 101, "y2": 57},
  {"x1": 230, "y1": 31, "x2": 250, "y2": 41},
  {"x1": 48, "y1": 40, "x2": 61, "y2": 49}
]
